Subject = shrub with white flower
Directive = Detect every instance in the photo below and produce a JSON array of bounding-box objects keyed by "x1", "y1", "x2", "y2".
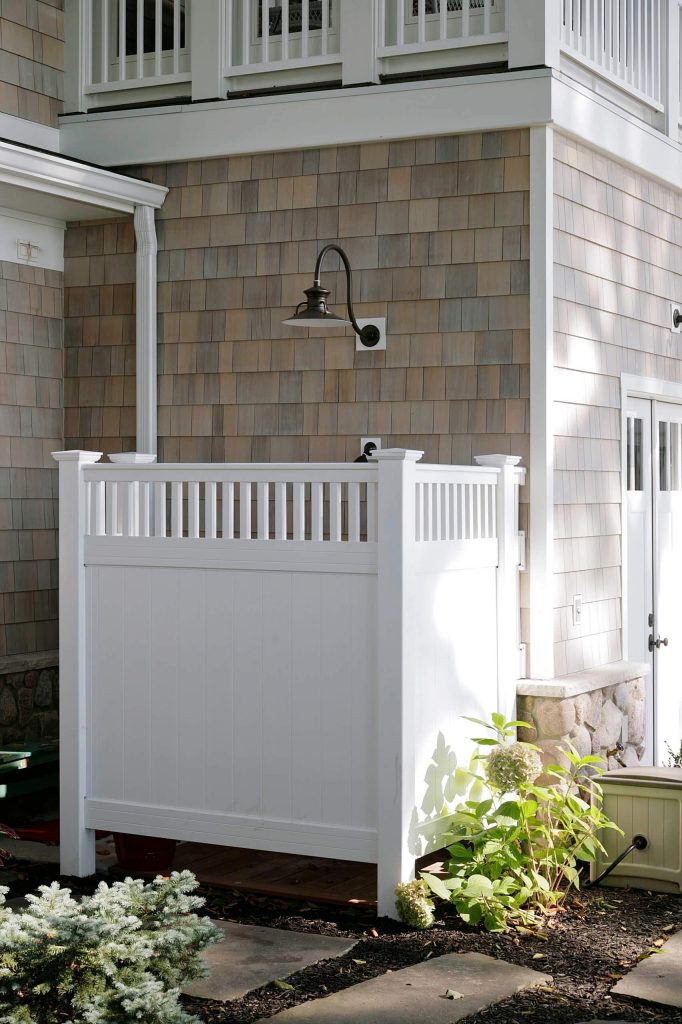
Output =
[
  {"x1": 394, "y1": 879, "x2": 435, "y2": 930},
  {"x1": 485, "y1": 740, "x2": 543, "y2": 792}
]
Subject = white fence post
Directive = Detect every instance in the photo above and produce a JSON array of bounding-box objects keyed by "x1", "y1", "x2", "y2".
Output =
[
  {"x1": 340, "y1": 0, "x2": 380, "y2": 85},
  {"x1": 53, "y1": 450, "x2": 103, "y2": 876},
  {"x1": 191, "y1": 0, "x2": 227, "y2": 101},
  {"x1": 508, "y1": 0, "x2": 560, "y2": 70},
  {"x1": 475, "y1": 455, "x2": 524, "y2": 721},
  {"x1": 64, "y1": 0, "x2": 91, "y2": 112},
  {"x1": 375, "y1": 448, "x2": 423, "y2": 918},
  {"x1": 665, "y1": 0, "x2": 681, "y2": 137},
  {"x1": 134, "y1": 206, "x2": 159, "y2": 455}
]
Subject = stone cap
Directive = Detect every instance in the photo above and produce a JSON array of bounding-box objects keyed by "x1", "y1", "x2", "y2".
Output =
[
  {"x1": 0, "y1": 651, "x2": 58, "y2": 676},
  {"x1": 517, "y1": 660, "x2": 650, "y2": 699}
]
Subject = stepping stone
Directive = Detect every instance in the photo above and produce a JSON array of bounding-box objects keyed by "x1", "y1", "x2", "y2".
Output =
[
  {"x1": 612, "y1": 929, "x2": 682, "y2": 1008},
  {"x1": 183, "y1": 921, "x2": 356, "y2": 1002},
  {"x1": 255, "y1": 952, "x2": 551, "y2": 1023}
]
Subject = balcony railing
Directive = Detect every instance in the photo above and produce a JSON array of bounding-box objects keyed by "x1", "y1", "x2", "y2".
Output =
[{"x1": 66, "y1": 0, "x2": 682, "y2": 140}]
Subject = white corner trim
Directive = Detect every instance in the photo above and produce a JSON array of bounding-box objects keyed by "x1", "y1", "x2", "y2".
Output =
[
  {"x1": 134, "y1": 206, "x2": 158, "y2": 455},
  {"x1": 0, "y1": 138, "x2": 167, "y2": 215},
  {"x1": 58, "y1": 69, "x2": 553, "y2": 166},
  {"x1": 0, "y1": 111, "x2": 61, "y2": 153},
  {"x1": 528, "y1": 124, "x2": 555, "y2": 681},
  {"x1": 552, "y1": 74, "x2": 682, "y2": 191}
]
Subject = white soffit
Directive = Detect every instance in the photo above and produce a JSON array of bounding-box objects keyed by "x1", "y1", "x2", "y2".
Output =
[
  {"x1": 0, "y1": 138, "x2": 167, "y2": 222},
  {"x1": 58, "y1": 70, "x2": 553, "y2": 167}
]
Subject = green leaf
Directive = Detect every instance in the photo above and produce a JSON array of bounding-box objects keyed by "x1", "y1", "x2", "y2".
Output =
[
  {"x1": 419, "y1": 872, "x2": 451, "y2": 902},
  {"x1": 274, "y1": 980, "x2": 295, "y2": 991}
]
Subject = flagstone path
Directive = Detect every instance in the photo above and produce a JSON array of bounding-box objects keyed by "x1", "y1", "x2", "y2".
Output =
[
  {"x1": 253, "y1": 952, "x2": 550, "y2": 1023},
  {"x1": 183, "y1": 922, "x2": 357, "y2": 1002},
  {"x1": 611, "y1": 929, "x2": 682, "y2": 1009}
]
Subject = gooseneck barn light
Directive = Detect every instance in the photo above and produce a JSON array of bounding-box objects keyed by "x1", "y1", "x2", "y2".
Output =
[{"x1": 282, "y1": 243, "x2": 382, "y2": 348}]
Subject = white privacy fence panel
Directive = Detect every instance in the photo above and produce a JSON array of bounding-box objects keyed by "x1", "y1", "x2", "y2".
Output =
[
  {"x1": 560, "y1": 0, "x2": 665, "y2": 109},
  {"x1": 55, "y1": 449, "x2": 524, "y2": 917}
]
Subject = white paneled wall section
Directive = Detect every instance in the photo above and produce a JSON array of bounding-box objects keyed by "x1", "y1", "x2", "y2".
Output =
[{"x1": 55, "y1": 450, "x2": 524, "y2": 917}]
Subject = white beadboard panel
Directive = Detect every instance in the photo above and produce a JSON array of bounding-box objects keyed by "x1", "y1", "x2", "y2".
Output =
[{"x1": 86, "y1": 563, "x2": 377, "y2": 843}]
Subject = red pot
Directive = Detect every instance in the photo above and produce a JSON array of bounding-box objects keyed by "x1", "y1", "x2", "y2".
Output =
[{"x1": 113, "y1": 833, "x2": 177, "y2": 873}]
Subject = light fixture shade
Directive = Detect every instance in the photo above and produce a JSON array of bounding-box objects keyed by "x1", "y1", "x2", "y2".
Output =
[{"x1": 282, "y1": 282, "x2": 352, "y2": 328}]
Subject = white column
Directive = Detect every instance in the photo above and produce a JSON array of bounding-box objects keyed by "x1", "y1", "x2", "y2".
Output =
[
  {"x1": 340, "y1": 0, "x2": 380, "y2": 85},
  {"x1": 529, "y1": 125, "x2": 555, "y2": 680},
  {"x1": 53, "y1": 449, "x2": 103, "y2": 876},
  {"x1": 191, "y1": 0, "x2": 228, "y2": 101},
  {"x1": 475, "y1": 455, "x2": 525, "y2": 720},
  {"x1": 64, "y1": 0, "x2": 91, "y2": 112},
  {"x1": 134, "y1": 206, "x2": 158, "y2": 455},
  {"x1": 508, "y1": 0, "x2": 561, "y2": 70},
  {"x1": 665, "y1": 0, "x2": 681, "y2": 137},
  {"x1": 375, "y1": 448, "x2": 423, "y2": 918}
]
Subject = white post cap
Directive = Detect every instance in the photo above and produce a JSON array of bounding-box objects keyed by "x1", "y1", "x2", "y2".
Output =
[{"x1": 52, "y1": 451, "x2": 103, "y2": 463}]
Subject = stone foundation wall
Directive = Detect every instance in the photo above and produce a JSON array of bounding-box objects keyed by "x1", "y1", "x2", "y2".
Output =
[
  {"x1": 0, "y1": 653, "x2": 58, "y2": 745},
  {"x1": 516, "y1": 662, "x2": 648, "y2": 771}
]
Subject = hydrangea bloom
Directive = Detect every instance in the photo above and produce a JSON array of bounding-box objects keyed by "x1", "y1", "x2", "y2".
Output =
[
  {"x1": 394, "y1": 879, "x2": 435, "y2": 930},
  {"x1": 486, "y1": 741, "x2": 543, "y2": 792}
]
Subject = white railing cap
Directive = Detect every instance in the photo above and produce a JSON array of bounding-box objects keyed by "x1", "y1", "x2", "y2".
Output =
[
  {"x1": 474, "y1": 454, "x2": 523, "y2": 468},
  {"x1": 52, "y1": 450, "x2": 103, "y2": 464},
  {"x1": 108, "y1": 452, "x2": 157, "y2": 464}
]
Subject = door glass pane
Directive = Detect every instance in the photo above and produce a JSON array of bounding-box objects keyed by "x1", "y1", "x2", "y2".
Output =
[
  {"x1": 627, "y1": 416, "x2": 643, "y2": 492},
  {"x1": 634, "y1": 417, "x2": 642, "y2": 491}
]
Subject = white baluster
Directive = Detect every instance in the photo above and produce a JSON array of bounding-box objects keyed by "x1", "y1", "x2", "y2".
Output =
[
  {"x1": 243, "y1": 0, "x2": 251, "y2": 65},
  {"x1": 321, "y1": 0, "x2": 329, "y2": 54},
  {"x1": 348, "y1": 482, "x2": 360, "y2": 542},
  {"x1": 442, "y1": 482, "x2": 450, "y2": 540},
  {"x1": 282, "y1": 0, "x2": 289, "y2": 60},
  {"x1": 311, "y1": 481, "x2": 324, "y2": 541},
  {"x1": 397, "y1": 0, "x2": 405, "y2": 47},
  {"x1": 118, "y1": 0, "x2": 127, "y2": 81},
  {"x1": 423, "y1": 482, "x2": 432, "y2": 541},
  {"x1": 262, "y1": 0, "x2": 270, "y2": 64},
  {"x1": 432, "y1": 483, "x2": 441, "y2": 540},
  {"x1": 171, "y1": 481, "x2": 183, "y2": 537},
  {"x1": 302, "y1": 0, "x2": 309, "y2": 59},
  {"x1": 225, "y1": 0, "x2": 233, "y2": 69},
  {"x1": 155, "y1": 0, "x2": 162, "y2": 76},
  {"x1": 417, "y1": 0, "x2": 425, "y2": 44},
  {"x1": 154, "y1": 481, "x2": 166, "y2": 537},
  {"x1": 329, "y1": 482, "x2": 342, "y2": 541},
  {"x1": 140, "y1": 481, "x2": 151, "y2": 537},
  {"x1": 102, "y1": 0, "x2": 110, "y2": 83},
  {"x1": 366, "y1": 481, "x2": 377, "y2": 542},
  {"x1": 84, "y1": 482, "x2": 92, "y2": 536},
  {"x1": 292, "y1": 481, "x2": 305, "y2": 539},
  {"x1": 257, "y1": 482, "x2": 269, "y2": 539},
  {"x1": 124, "y1": 481, "x2": 138, "y2": 536},
  {"x1": 136, "y1": 0, "x2": 144, "y2": 80},
  {"x1": 240, "y1": 482, "x2": 252, "y2": 539},
  {"x1": 462, "y1": 0, "x2": 470, "y2": 39},
  {"x1": 414, "y1": 482, "x2": 423, "y2": 541},
  {"x1": 439, "y1": 0, "x2": 447, "y2": 42},
  {"x1": 188, "y1": 481, "x2": 200, "y2": 538},
  {"x1": 106, "y1": 481, "x2": 118, "y2": 535},
  {"x1": 94, "y1": 480, "x2": 106, "y2": 536},
  {"x1": 173, "y1": 0, "x2": 181, "y2": 74},
  {"x1": 222, "y1": 481, "x2": 234, "y2": 539},
  {"x1": 483, "y1": 0, "x2": 491, "y2": 36},
  {"x1": 206, "y1": 481, "x2": 217, "y2": 539},
  {"x1": 275, "y1": 481, "x2": 287, "y2": 540}
]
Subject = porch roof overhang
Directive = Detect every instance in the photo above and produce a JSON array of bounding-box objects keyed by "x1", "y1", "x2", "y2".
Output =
[{"x1": 0, "y1": 137, "x2": 167, "y2": 221}]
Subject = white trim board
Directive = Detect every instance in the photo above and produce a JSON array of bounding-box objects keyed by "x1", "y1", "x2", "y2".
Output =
[
  {"x1": 0, "y1": 111, "x2": 60, "y2": 153},
  {"x1": 58, "y1": 69, "x2": 553, "y2": 166}
]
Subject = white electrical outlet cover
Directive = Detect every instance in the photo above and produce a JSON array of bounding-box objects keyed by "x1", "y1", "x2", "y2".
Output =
[{"x1": 355, "y1": 317, "x2": 387, "y2": 351}]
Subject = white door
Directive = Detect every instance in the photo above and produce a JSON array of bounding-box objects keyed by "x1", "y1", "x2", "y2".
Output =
[{"x1": 626, "y1": 396, "x2": 682, "y2": 765}]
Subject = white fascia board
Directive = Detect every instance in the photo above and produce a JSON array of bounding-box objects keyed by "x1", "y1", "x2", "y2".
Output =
[
  {"x1": 0, "y1": 138, "x2": 167, "y2": 215},
  {"x1": 551, "y1": 74, "x2": 682, "y2": 191},
  {"x1": 59, "y1": 69, "x2": 553, "y2": 167},
  {"x1": 0, "y1": 111, "x2": 61, "y2": 153}
]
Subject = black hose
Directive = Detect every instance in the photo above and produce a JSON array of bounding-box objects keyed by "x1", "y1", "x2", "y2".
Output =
[{"x1": 586, "y1": 834, "x2": 649, "y2": 888}]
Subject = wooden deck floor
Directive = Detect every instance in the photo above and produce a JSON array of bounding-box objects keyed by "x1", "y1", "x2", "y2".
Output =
[{"x1": 172, "y1": 843, "x2": 378, "y2": 906}]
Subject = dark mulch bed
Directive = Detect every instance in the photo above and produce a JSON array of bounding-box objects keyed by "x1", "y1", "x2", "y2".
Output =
[{"x1": 6, "y1": 861, "x2": 682, "y2": 1023}]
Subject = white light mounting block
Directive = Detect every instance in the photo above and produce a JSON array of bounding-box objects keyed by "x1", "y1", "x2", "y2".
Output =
[{"x1": 356, "y1": 317, "x2": 386, "y2": 352}]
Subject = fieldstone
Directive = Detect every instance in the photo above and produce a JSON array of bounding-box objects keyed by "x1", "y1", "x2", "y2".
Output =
[
  {"x1": 569, "y1": 724, "x2": 592, "y2": 758},
  {"x1": 34, "y1": 672, "x2": 53, "y2": 708},
  {"x1": 614, "y1": 682, "x2": 631, "y2": 711},
  {"x1": 535, "y1": 698, "x2": 576, "y2": 738},
  {"x1": 627, "y1": 699, "x2": 645, "y2": 747},
  {"x1": 24, "y1": 670, "x2": 39, "y2": 688},
  {"x1": 182, "y1": 922, "x2": 357, "y2": 1002},
  {"x1": 536, "y1": 739, "x2": 571, "y2": 775},
  {"x1": 576, "y1": 691, "x2": 602, "y2": 730},
  {"x1": 255, "y1": 953, "x2": 551, "y2": 1023},
  {"x1": 622, "y1": 745, "x2": 640, "y2": 767},
  {"x1": 630, "y1": 677, "x2": 645, "y2": 701},
  {"x1": 594, "y1": 700, "x2": 622, "y2": 750},
  {"x1": 517, "y1": 721, "x2": 538, "y2": 744},
  {"x1": 17, "y1": 688, "x2": 34, "y2": 725},
  {"x1": 612, "y1": 930, "x2": 682, "y2": 1008},
  {"x1": 0, "y1": 689, "x2": 17, "y2": 726}
]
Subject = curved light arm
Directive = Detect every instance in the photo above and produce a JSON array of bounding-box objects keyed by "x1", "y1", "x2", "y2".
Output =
[{"x1": 313, "y1": 243, "x2": 365, "y2": 337}]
